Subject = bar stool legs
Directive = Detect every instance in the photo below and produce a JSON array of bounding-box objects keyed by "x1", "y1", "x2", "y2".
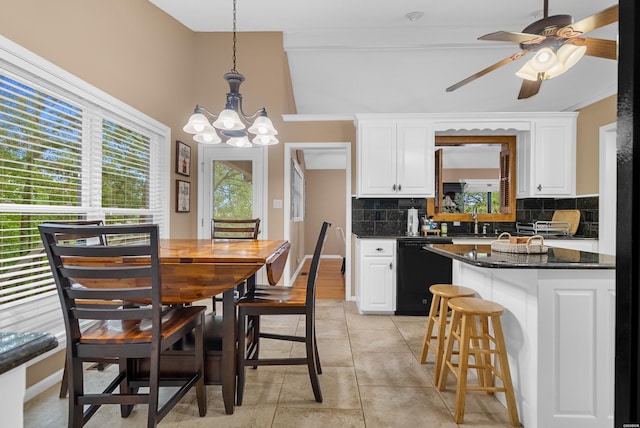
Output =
[
  {"x1": 419, "y1": 284, "x2": 476, "y2": 384},
  {"x1": 437, "y1": 296, "x2": 520, "y2": 427}
]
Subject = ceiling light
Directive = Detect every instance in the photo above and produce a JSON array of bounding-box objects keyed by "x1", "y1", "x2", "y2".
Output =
[
  {"x1": 528, "y1": 47, "x2": 558, "y2": 72},
  {"x1": 183, "y1": 0, "x2": 278, "y2": 147},
  {"x1": 516, "y1": 43, "x2": 587, "y2": 82}
]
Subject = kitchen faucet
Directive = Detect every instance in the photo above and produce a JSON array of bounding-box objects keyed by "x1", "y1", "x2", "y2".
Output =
[
  {"x1": 472, "y1": 206, "x2": 478, "y2": 235},
  {"x1": 483, "y1": 223, "x2": 490, "y2": 235}
]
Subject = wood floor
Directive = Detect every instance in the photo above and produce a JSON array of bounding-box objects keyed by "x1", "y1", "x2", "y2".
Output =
[{"x1": 292, "y1": 257, "x2": 345, "y2": 300}]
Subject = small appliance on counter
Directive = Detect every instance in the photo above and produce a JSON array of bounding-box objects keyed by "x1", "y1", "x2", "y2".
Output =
[{"x1": 407, "y1": 207, "x2": 419, "y2": 236}]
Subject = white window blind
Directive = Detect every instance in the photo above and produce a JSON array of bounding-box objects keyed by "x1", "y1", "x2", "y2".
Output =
[{"x1": 0, "y1": 36, "x2": 170, "y2": 337}]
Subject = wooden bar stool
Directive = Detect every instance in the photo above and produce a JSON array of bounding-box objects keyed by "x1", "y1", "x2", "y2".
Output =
[
  {"x1": 437, "y1": 297, "x2": 520, "y2": 427},
  {"x1": 419, "y1": 284, "x2": 476, "y2": 384}
]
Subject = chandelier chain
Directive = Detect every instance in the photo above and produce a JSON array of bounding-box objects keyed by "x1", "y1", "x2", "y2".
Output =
[{"x1": 231, "y1": 0, "x2": 237, "y2": 73}]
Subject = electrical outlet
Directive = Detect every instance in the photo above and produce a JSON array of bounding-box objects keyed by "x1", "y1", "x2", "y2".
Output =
[
  {"x1": 273, "y1": 199, "x2": 283, "y2": 208},
  {"x1": 453, "y1": 221, "x2": 461, "y2": 226}
]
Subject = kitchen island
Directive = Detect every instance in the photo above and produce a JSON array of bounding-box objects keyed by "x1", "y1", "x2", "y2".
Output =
[{"x1": 427, "y1": 244, "x2": 615, "y2": 428}]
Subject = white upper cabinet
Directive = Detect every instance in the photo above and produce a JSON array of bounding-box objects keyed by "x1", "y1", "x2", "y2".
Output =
[
  {"x1": 517, "y1": 114, "x2": 578, "y2": 198},
  {"x1": 356, "y1": 118, "x2": 434, "y2": 197},
  {"x1": 355, "y1": 112, "x2": 577, "y2": 200}
]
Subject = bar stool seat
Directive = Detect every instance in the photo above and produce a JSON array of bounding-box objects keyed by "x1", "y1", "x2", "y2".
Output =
[
  {"x1": 419, "y1": 284, "x2": 476, "y2": 384},
  {"x1": 437, "y1": 296, "x2": 520, "y2": 427}
]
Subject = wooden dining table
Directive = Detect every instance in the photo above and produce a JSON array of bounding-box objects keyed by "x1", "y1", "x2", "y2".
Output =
[{"x1": 156, "y1": 238, "x2": 290, "y2": 414}]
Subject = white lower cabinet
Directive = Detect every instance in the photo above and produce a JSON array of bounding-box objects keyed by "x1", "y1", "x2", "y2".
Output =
[{"x1": 355, "y1": 239, "x2": 396, "y2": 314}]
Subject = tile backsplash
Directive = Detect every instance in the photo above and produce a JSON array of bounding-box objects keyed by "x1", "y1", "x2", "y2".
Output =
[
  {"x1": 516, "y1": 196, "x2": 599, "y2": 237},
  {"x1": 352, "y1": 196, "x2": 599, "y2": 238},
  {"x1": 351, "y1": 198, "x2": 427, "y2": 236}
]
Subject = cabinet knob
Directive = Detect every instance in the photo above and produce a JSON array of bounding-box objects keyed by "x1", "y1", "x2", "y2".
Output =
[
  {"x1": 392, "y1": 184, "x2": 396, "y2": 191},
  {"x1": 376, "y1": 248, "x2": 384, "y2": 252},
  {"x1": 398, "y1": 184, "x2": 402, "y2": 191},
  {"x1": 537, "y1": 184, "x2": 542, "y2": 191},
  {"x1": 389, "y1": 262, "x2": 393, "y2": 270}
]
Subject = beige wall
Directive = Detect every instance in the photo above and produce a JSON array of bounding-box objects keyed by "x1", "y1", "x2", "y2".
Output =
[
  {"x1": 305, "y1": 169, "x2": 347, "y2": 256},
  {"x1": 576, "y1": 95, "x2": 617, "y2": 195}
]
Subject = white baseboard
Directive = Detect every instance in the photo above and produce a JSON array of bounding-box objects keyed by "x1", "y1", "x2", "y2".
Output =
[{"x1": 24, "y1": 368, "x2": 63, "y2": 402}]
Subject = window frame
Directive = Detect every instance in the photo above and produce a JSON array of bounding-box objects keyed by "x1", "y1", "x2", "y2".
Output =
[{"x1": 0, "y1": 35, "x2": 170, "y2": 336}]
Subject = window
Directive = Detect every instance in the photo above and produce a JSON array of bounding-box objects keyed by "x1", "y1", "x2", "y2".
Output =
[
  {"x1": 0, "y1": 37, "x2": 169, "y2": 337},
  {"x1": 429, "y1": 135, "x2": 516, "y2": 222}
]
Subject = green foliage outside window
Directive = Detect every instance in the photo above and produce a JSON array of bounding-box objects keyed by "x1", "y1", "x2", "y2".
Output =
[{"x1": 213, "y1": 160, "x2": 252, "y2": 219}]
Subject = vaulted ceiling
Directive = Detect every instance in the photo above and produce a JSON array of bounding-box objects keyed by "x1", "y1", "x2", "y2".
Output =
[{"x1": 149, "y1": 0, "x2": 618, "y2": 115}]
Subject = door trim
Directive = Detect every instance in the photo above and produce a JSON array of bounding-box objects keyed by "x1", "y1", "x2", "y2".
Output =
[
  {"x1": 599, "y1": 122, "x2": 617, "y2": 255},
  {"x1": 283, "y1": 142, "x2": 352, "y2": 300},
  {"x1": 197, "y1": 145, "x2": 268, "y2": 239}
]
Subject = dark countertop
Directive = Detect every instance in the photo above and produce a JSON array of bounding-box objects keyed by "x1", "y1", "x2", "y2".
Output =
[
  {"x1": 426, "y1": 243, "x2": 615, "y2": 269},
  {"x1": 356, "y1": 234, "x2": 597, "y2": 241},
  {"x1": 0, "y1": 332, "x2": 58, "y2": 375}
]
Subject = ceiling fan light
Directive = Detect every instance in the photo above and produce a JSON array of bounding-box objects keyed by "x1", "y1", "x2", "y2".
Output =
[
  {"x1": 213, "y1": 109, "x2": 245, "y2": 131},
  {"x1": 557, "y1": 44, "x2": 587, "y2": 70},
  {"x1": 183, "y1": 113, "x2": 214, "y2": 134},
  {"x1": 544, "y1": 58, "x2": 571, "y2": 79},
  {"x1": 529, "y1": 47, "x2": 558, "y2": 72},
  {"x1": 515, "y1": 61, "x2": 540, "y2": 81}
]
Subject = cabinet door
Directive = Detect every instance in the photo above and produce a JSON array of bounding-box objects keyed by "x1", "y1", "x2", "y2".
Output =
[
  {"x1": 361, "y1": 256, "x2": 395, "y2": 312},
  {"x1": 396, "y1": 122, "x2": 434, "y2": 197},
  {"x1": 533, "y1": 120, "x2": 575, "y2": 196},
  {"x1": 358, "y1": 122, "x2": 397, "y2": 196}
]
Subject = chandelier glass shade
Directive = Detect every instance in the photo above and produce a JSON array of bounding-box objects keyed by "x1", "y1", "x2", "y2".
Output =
[
  {"x1": 182, "y1": 0, "x2": 278, "y2": 147},
  {"x1": 515, "y1": 44, "x2": 587, "y2": 82}
]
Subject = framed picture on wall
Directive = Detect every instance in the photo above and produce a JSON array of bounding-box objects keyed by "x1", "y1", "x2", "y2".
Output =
[
  {"x1": 176, "y1": 180, "x2": 190, "y2": 212},
  {"x1": 176, "y1": 140, "x2": 191, "y2": 176}
]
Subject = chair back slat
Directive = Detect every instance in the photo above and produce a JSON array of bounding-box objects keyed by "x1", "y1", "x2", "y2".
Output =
[
  {"x1": 45, "y1": 220, "x2": 107, "y2": 245},
  {"x1": 212, "y1": 218, "x2": 260, "y2": 240},
  {"x1": 53, "y1": 244, "x2": 151, "y2": 257},
  {"x1": 73, "y1": 306, "x2": 153, "y2": 320},
  {"x1": 61, "y1": 265, "x2": 152, "y2": 279},
  {"x1": 67, "y1": 287, "x2": 153, "y2": 301}
]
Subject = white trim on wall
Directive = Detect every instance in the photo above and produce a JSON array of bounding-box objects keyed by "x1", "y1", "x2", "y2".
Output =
[{"x1": 599, "y1": 122, "x2": 617, "y2": 255}]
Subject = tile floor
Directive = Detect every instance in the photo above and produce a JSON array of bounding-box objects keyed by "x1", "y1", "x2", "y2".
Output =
[{"x1": 24, "y1": 300, "x2": 515, "y2": 427}]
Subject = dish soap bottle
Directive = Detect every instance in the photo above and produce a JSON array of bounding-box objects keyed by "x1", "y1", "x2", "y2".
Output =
[{"x1": 441, "y1": 222, "x2": 448, "y2": 236}]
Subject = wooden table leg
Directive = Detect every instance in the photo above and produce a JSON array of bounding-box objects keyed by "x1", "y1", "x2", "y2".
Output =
[{"x1": 221, "y1": 287, "x2": 236, "y2": 414}]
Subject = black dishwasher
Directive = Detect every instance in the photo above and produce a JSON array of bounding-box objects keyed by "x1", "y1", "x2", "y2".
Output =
[{"x1": 396, "y1": 237, "x2": 453, "y2": 315}]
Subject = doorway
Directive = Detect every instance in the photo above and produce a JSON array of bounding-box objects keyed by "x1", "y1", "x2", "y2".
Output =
[
  {"x1": 284, "y1": 142, "x2": 352, "y2": 300},
  {"x1": 197, "y1": 145, "x2": 267, "y2": 239}
]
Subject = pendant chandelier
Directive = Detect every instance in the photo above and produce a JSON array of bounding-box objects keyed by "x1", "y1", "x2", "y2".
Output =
[{"x1": 183, "y1": 0, "x2": 278, "y2": 147}]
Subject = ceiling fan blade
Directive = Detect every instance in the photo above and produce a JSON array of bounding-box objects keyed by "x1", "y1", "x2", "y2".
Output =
[
  {"x1": 446, "y1": 51, "x2": 528, "y2": 92},
  {"x1": 518, "y1": 76, "x2": 543, "y2": 100},
  {"x1": 558, "y1": 4, "x2": 618, "y2": 37},
  {"x1": 479, "y1": 31, "x2": 544, "y2": 45},
  {"x1": 572, "y1": 37, "x2": 618, "y2": 60}
]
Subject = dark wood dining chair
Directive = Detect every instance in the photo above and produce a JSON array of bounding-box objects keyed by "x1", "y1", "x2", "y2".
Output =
[
  {"x1": 39, "y1": 223, "x2": 207, "y2": 427},
  {"x1": 210, "y1": 218, "x2": 261, "y2": 313},
  {"x1": 235, "y1": 221, "x2": 330, "y2": 405},
  {"x1": 211, "y1": 218, "x2": 260, "y2": 240},
  {"x1": 46, "y1": 220, "x2": 112, "y2": 399}
]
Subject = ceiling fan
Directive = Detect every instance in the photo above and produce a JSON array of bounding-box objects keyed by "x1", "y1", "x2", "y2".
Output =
[{"x1": 446, "y1": 1, "x2": 618, "y2": 99}]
